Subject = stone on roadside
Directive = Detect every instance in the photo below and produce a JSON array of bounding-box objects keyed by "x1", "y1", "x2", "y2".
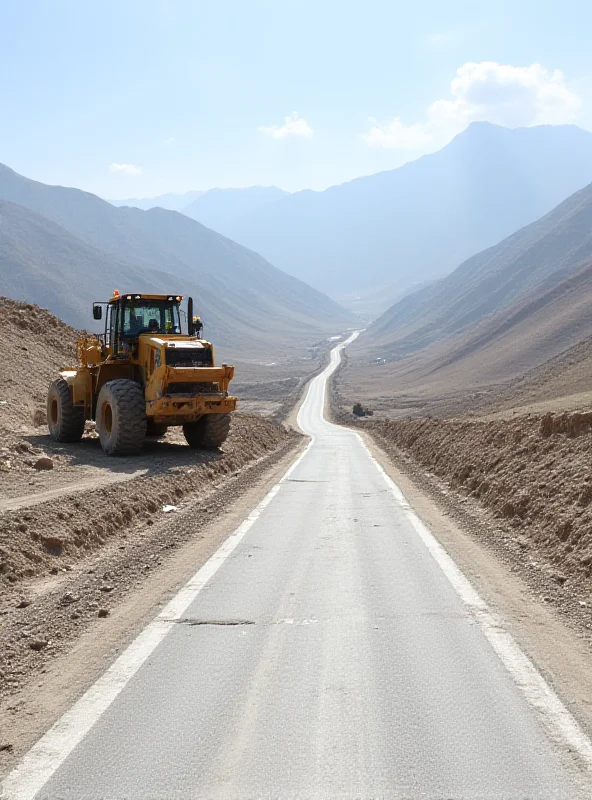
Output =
[{"x1": 33, "y1": 457, "x2": 53, "y2": 471}]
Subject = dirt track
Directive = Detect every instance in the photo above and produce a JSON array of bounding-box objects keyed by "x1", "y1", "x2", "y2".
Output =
[
  {"x1": 0, "y1": 470, "x2": 147, "y2": 513},
  {"x1": 0, "y1": 416, "x2": 297, "y2": 591}
]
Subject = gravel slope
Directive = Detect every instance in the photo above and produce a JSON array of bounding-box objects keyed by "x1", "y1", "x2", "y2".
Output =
[
  {"x1": 0, "y1": 298, "x2": 303, "y2": 755},
  {"x1": 359, "y1": 412, "x2": 592, "y2": 638}
]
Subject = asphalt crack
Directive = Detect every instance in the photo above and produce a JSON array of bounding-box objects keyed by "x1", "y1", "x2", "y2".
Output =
[
  {"x1": 286, "y1": 479, "x2": 329, "y2": 483},
  {"x1": 176, "y1": 619, "x2": 256, "y2": 627}
]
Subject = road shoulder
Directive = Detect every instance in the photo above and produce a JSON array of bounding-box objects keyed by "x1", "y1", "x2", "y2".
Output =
[
  {"x1": 361, "y1": 430, "x2": 592, "y2": 741},
  {"x1": 0, "y1": 437, "x2": 306, "y2": 777}
]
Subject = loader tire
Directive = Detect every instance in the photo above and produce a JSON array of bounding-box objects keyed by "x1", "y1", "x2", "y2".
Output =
[
  {"x1": 183, "y1": 413, "x2": 231, "y2": 449},
  {"x1": 96, "y1": 379, "x2": 146, "y2": 456},
  {"x1": 47, "y1": 378, "x2": 85, "y2": 443},
  {"x1": 146, "y1": 420, "x2": 168, "y2": 439}
]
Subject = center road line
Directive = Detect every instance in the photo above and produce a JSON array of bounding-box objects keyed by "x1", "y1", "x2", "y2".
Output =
[{"x1": 3, "y1": 330, "x2": 592, "y2": 799}]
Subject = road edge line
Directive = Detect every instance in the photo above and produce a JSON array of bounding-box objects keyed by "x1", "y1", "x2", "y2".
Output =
[
  {"x1": 356, "y1": 431, "x2": 592, "y2": 772},
  {"x1": 0, "y1": 441, "x2": 313, "y2": 800}
]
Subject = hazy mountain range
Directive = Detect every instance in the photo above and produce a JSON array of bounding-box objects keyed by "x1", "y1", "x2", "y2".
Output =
[
  {"x1": 348, "y1": 175, "x2": 592, "y2": 397},
  {"x1": 218, "y1": 123, "x2": 592, "y2": 313},
  {"x1": 182, "y1": 186, "x2": 288, "y2": 230},
  {"x1": 368, "y1": 180, "x2": 592, "y2": 355},
  {"x1": 4, "y1": 119, "x2": 592, "y2": 380},
  {"x1": 0, "y1": 164, "x2": 348, "y2": 359},
  {"x1": 115, "y1": 123, "x2": 592, "y2": 317},
  {"x1": 110, "y1": 186, "x2": 288, "y2": 231},
  {"x1": 109, "y1": 189, "x2": 204, "y2": 211}
]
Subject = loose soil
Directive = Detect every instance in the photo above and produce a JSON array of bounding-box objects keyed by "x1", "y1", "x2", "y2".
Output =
[
  {"x1": 0, "y1": 297, "x2": 78, "y2": 434},
  {"x1": 354, "y1": 412, "x2": 592, "y2": 642},
  {"x1": 0, "y1": 438, "x2": 303, "y2": 772},
  {"x1": 0, "y1": 297, "x2": 308, "y2": 771},
  {"x1": 0, "y1": 416, "x2": 296, "y2": 591}
]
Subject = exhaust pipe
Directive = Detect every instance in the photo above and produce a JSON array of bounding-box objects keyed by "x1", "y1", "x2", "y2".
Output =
[{"x1": 187, "y1": 297, "x2": 194, "y2": 336}]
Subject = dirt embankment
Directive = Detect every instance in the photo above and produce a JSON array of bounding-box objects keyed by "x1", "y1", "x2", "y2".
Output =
[
  {"x1": 364, "y1": 411, "x2": 592, "y2": 593},
  {"x1": 0, "y1": 416, "x2": 296, "y2": 592},
  {"x1": 0, "y1": 298, "x2": 299, "y2": 595},
  {"x1": 0, "y1": 297, "x2": 79, "y2": 433},
  {"x1": 0, "y1": 297, "x2": 304, "y2": 744}
]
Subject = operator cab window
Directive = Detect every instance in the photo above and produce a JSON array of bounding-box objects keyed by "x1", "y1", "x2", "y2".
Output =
[{"x1": 122, "y1": 302, "x2": 181, "y2": 337}]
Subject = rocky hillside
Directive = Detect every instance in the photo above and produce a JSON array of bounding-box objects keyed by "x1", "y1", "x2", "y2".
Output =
[
  {"x1": 340, "y1": 266, "x2": 592, "y2": 418},
  {"x1": 341, "y1": 174, "x2": 592, "y2": 412},
  {"x1": 367, "y1": 179, "x2": 592, "y2": 355},
  {"x1": 0, "y1": 201, "x2": 170, "y2": 329},
  {"x1": 0, "y1": 297, "x2": 78, "y2": 433},
  {"x1": 0, "y1": 164, "x2": 348, "y2": 357},
  {"x1": 478, "y1": 333, "x2": 592, "y2": 416}
]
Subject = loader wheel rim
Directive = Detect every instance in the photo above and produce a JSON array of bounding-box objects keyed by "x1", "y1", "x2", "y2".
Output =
[
  {"x1": 50, "y1": 397, "x2": 58, "y2": 426},
  {"x1": 102, "y1": 402, "x2": 113, "y2": 435}
]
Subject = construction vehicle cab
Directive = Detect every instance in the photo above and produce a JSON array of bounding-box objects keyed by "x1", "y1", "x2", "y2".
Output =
[
  {"x1": 93, "y1": 292, "x2": 183, "y2": 345},
  {"x1": 47, "y1": 291, "x2": 237, "y2": 456}
]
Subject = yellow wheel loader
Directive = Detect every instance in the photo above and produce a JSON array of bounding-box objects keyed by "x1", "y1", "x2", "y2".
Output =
[{"x1": 47, "y1": 291, "x2": 237, "y2": 456}]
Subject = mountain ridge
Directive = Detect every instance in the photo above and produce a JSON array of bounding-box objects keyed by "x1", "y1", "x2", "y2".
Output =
[
  {"x1": 366, "y1": 179, "x2": 592, "y2": 355},
  {"x1": 210, "y1": 122, "x2": 592, "y2": 311},
  {"x1": 340, "y1": 175, "x2": 592, "y2": 410},
  {"x1": 109, "y1": 190, "x2": 204, "y2": 211},
  {"x1": 0, "y1": 165, "x2": 348, "y2": 357},
  {"x1": 182, "y1": 186, "x2": 288, "y2": 231}
]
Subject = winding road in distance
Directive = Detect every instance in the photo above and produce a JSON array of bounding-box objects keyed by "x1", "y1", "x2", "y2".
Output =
[{"x1": 4, "y1": 333, "x2": 592, "y2": 799}]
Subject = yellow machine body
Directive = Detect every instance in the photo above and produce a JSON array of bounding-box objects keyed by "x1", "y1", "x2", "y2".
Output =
[{"x1": 60, "y1": 292, "x2": 237, "y2": 426}]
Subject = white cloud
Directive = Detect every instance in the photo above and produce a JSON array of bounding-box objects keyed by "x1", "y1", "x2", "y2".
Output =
[
  {"x1": 108, "y1": 163, "x2": 143, "y2": 176},
  {"x1": 163, "y1": 136, "x2": 176, "y2": 146},
  {"x1": 258, "y1": 111, "x2": 313, "y2": 139},
  {"x1": 363, "y1": 117, "x2": 433, "y2": 149},
  {"x1": 363, "y1": 62, "x2": 582, "y2": 150},
  {"x1": 429, "y1": 62, "x2": 582, "y2": 128}
]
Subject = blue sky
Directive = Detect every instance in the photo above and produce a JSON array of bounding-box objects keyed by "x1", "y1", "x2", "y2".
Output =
[{"x1": 1, "y1": 0, "x2": 592, "y2": 198}]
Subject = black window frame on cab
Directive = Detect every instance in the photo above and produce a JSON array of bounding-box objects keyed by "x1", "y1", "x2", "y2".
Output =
[{"x1": 120, "y1": 299, "x2": 182, "y2": 339}]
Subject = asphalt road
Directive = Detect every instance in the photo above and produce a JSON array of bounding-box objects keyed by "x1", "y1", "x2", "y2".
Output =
[{"x1": 4, "y1": 335, "x2": 591, "y2": 799}]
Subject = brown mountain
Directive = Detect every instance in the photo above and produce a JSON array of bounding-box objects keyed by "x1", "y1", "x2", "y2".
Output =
[
  {"x1": 0, "y1": 200, "x2": 171, "y2": 328},
  {"x1": 343, "y1": 180, "x2": 592, "y2": 410},
  {"x1": 366, "y1": 180, "x2": 592, "y2": 357},
  {"x1": 0, "y1": 164, "x2": 348, "y2": 359}
]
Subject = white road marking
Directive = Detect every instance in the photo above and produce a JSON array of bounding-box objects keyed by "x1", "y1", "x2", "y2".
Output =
[
  {"x1": 0, "y1": 442, "x2": 312, "y2": 800},
  {"x1": 360, "y1": 437, "x2": 592, "y2": 771},
  {"x1": 4, "y1": 327, "x2": 592, "y2": 799}
]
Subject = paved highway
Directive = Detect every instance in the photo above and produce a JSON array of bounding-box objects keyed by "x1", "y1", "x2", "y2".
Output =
[{"x1": 4, "y1": 334, "x2": 592, "y2": 798}]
